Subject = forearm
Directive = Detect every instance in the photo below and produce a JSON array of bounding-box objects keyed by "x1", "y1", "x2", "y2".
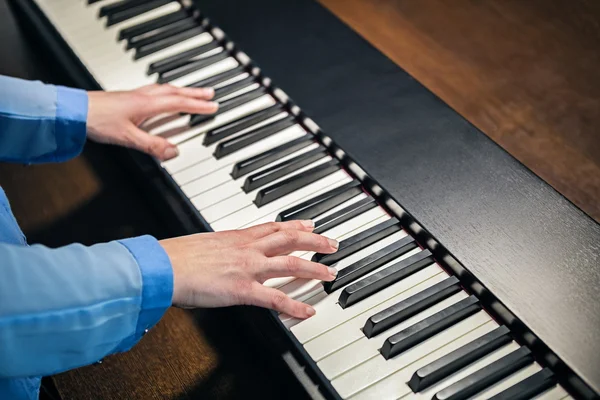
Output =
[
  {"x1": 0, "y1": 236, "x2": 173, "y2": 378},
  {"x1": 0, "y1": 75, "x2": 87, "y2": 164}
]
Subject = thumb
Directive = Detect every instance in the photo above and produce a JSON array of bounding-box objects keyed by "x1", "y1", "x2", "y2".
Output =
[{"x1": 128, "y1": 125, "x2": 179, "y2": 161}]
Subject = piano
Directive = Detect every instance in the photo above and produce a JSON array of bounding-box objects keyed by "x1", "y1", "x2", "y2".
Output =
[{"x1": 7, "y1": 1, "x2": 600, "y2": 399}]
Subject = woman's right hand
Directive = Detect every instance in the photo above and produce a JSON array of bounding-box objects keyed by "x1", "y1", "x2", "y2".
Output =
[{"x1": 159, "y1": 220, "x2": 339, "y2": 319}]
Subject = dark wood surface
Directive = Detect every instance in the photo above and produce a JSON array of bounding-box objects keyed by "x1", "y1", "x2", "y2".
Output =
[
  {"x1": 318, "y1": 0, "x2": 600, "y2": 223},
  {"x1": 1, "y1": 0, "x2": 599, "y2": 399}
]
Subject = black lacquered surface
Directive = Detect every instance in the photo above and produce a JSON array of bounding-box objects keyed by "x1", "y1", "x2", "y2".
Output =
[{"x1": 194, "y1": 0, "x2": 600, "y2": 392}]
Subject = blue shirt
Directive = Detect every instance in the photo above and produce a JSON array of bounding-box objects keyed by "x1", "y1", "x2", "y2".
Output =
[{"x1": 0, "y1": 75, "x2": 174, "y2": 400}]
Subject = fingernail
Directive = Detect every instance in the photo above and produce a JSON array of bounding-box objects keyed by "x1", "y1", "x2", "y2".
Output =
[
  {"x1": 306, "y1": 306, "x2": 316, "y2": 317},
  {"x1": 209, "y1": 101, "x2": 219, "y2": 110},
  {"x1": 204, "y1": 87, "x2": 215, "y2": 97},
  {"x1": 328, "y1": 238, "x2": 339, "y2": 250},
  {"x1": 328, "y1": 267, "x2": 338, "y2": 277},
  {"x1": 301, "y1": 220, "x2": 314, "y2": 229},
  {"x1": 163, "y1": 146, "x2": 179, "y2": 159}
]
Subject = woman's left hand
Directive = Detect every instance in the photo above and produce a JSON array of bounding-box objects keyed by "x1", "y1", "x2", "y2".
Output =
[{"x1": 86, "y1": 83, "x2": 218, "y2": 161}]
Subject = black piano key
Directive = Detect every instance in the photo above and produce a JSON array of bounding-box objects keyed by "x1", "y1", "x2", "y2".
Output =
[
  {"x1": 312, "y1": 218, "x2": 401, "y2": 266},
  {"x1": 254, "y1": 160, "x2": 341, "y2": 207},
  {"x1": 135, "y1": 26, "x2": 205, "y2": 60},
  {"x1": 340, "y1": 248, "x2": 434, "y2": 309},
  {"x1": 106, "y1": 0, "x2": 174, "y2": 26},
  {"x1": 243, "y1": 148, "x2": 327, "y2": 192},
  {"x1": 381, "y1": 295, "x2": 481, "y2": 360},
  {"x1": 214, "y1": 76, "x2": 257, "y2": 102},
  {"x1": 231, "y1": 135, "x2": 314, "y2": 179},
  {"x1": 324, "y1": 235, "x2": 418, "y2": 294},
  {"x1": 314, "y1": 197, "x2": 377, "y2": 235},
  {"x1": 213, "y1": 115, "x2": 295, "y2": 158},
  {"x1": 187, "y1": 66, "x2": 246, "y2": 88},
  {"x1": 190, "y1": 88, "x2": 268, "y2": 127},
  {"x1": 408, "y1": 325, "x2": 512, "y2": 392},
  {"x1": 99, "y1": 0, "x2": 146, "y2": 17},
  {"x1": 488, "y1": 368, "x2": 556, "y2": 400},
  {"x1": 148, "y1": 41, "x2": 221, "y2": 75},
  {"x1": 159, "y1": 51, "x2": 230, "y2": 83},
  {"x1": 205, "y1": 105, "x2": 283, "y2": 146},
  {"x1": 276, "y1": 181, "x2": 363, "y2": 222},
  {"x1": 433, "y1": 346, "x2": 534, "y2": 400},
  {"x1": 119, "y1": 9, "x2": 189, "y2": 41},
  {"x1": 128, "y1": 17, "x2": 198, "y2": 50},
  {"x1": 363, "y1": 271, "x2": 457, "y2": 337}
]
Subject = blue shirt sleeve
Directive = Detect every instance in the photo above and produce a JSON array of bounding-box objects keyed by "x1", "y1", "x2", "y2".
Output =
[
  {"x1": 0, "y1": 74, "x2": 87, "y2": 164},
  {"x1": 0, "y1": 235, "x2": 173, "y2": 378}
]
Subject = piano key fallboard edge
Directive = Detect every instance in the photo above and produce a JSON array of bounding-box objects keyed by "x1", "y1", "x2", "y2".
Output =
[{"x1": 6, "y1": 1, "x2": 597, "y2": 399}]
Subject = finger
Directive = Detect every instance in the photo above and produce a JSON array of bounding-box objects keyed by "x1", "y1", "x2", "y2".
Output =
[
  {"x1": 127, "y1": 125, "x2": 179, "y2": 161},
  {"x1": 249, "y1": 283, "x2": 316, "y2": 319},
  {"x1": 148, "y1": 95, "x2": 219, "y2": 115},
  {"x1": 240, "y1": 220, "x2": 315, "y2": 240},
  {"x1": 262, "y1": 256, "x2": 337, "y2": 281},
  {"x1": 173, "y1": 85, "x2": 216, "y2": 100},
  {"x1": 139, "y1": 84, "x2": 215, "y2": 100},
  {"x1": 253, "y1": 230, "x2": 338, "y2": 257}
]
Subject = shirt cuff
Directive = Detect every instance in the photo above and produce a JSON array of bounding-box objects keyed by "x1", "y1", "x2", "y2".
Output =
[
  {"x1": 54, "y1": 85, "x2": 88, "y2": 161},
  {"x1": 117, "y1": 235, "x2": 173, "y2": 349}
]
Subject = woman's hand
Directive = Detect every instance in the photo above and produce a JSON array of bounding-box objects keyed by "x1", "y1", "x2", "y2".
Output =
[
  {"x1": 87, "y1": 84, "x2": 218, "y2": 161},
  {"x1": 160, "y1": 220, "x2": 339, "y2": 319}
]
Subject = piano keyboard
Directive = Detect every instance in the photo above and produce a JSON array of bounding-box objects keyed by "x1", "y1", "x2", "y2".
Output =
[{"x1": 31, "y1": 1, "x2": 577, "y2": 399}]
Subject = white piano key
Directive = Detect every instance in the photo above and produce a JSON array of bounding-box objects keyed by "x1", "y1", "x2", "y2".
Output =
[
  {"x1": 78, "y1": 2, "x2": 182, "y2": 46},
  {"x1": 164, "y1": 111, "x2": 291, "y2": 176},
  {"x1": 107, "y1": 3, "x2": 183, "y2": 36},
  {"x1": 91, "y1": 34, "x2": 216, "y2": 89},
  {"x1": 303, "y1": 268, "x2": 448, "y2": 362},
  {"x1": 216, "y1": 82, "x2": 261, "y2": 102},
  {"x1": 289, "y1": 265, "x2": 443, "y2": 343},
  {"x1": 470, "y1": 363, "x2": 542, "y2": 400},
  {"x1": 238, "y1": 182, "x2": 384, "y2": 232},
  {"x1": 284, "y1": 204, "x2": 388, "y2": 262},
  {"x1": 167, "y1": 58, "x2": 240, "y2": 88},
  {"x1": 207, "y1": 170, "x2": 353, "y2": 228},
  {"x1": 277, "y1": 231, "x2": 412, "y2": 304},
  {"x1": 399, "y1": 342, "x2": 521, "y2": 400},
  {"x1": 317, "y1": 292, "x2": 469, "y2": 380},
  {"x1": 532, "y1": 385, "x2": 571, "y2": 400},
  {"x1": 264, "y1": 210, "x2": 393, "y2": 291},
  {"x1": 135, "y1": 32, "x2": 215, "y2": 66},
  {"x1": 192, "y1": 156, "x2": 333, "y2": 211},
  {"x1": 34, "y1": 1, "x2": 127, "y2": 89},
  {"x1": 313, "y1": 192, "x2": 371, "y2": 223},
  {"x1": 180, "y1": 138, "x2": 318, "y2": 198},
  {"x1": 343, "y1": 317, "x2": 497, "y2": 400},
  {"x1": 212, "y1": 72, "x2": 252, "y2": 88},
  {"x1": 154, "y1": 95, "x2": 277, "y2": 145},
  {"x1": 279, "y1": 290, "x2": 329, "y2": 328},
  {"x1": 93, "y1": 32, "x2": 220, "y2": 91}
]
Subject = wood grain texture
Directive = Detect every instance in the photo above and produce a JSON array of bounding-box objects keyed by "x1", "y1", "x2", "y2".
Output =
[{"x1": 318, "y1": 0, "x2": 600, "y2": 223}]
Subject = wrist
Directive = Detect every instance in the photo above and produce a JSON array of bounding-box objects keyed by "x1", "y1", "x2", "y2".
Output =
[
  {"x1": 86, "y1": 91, "x2": 103, "y2": 138},
  {"x1": 159, "y1": 237, "x2": 186, "y2": 307},
  {"x1": 118, "y1": 235, "x2": 174, "y2": 337}
]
